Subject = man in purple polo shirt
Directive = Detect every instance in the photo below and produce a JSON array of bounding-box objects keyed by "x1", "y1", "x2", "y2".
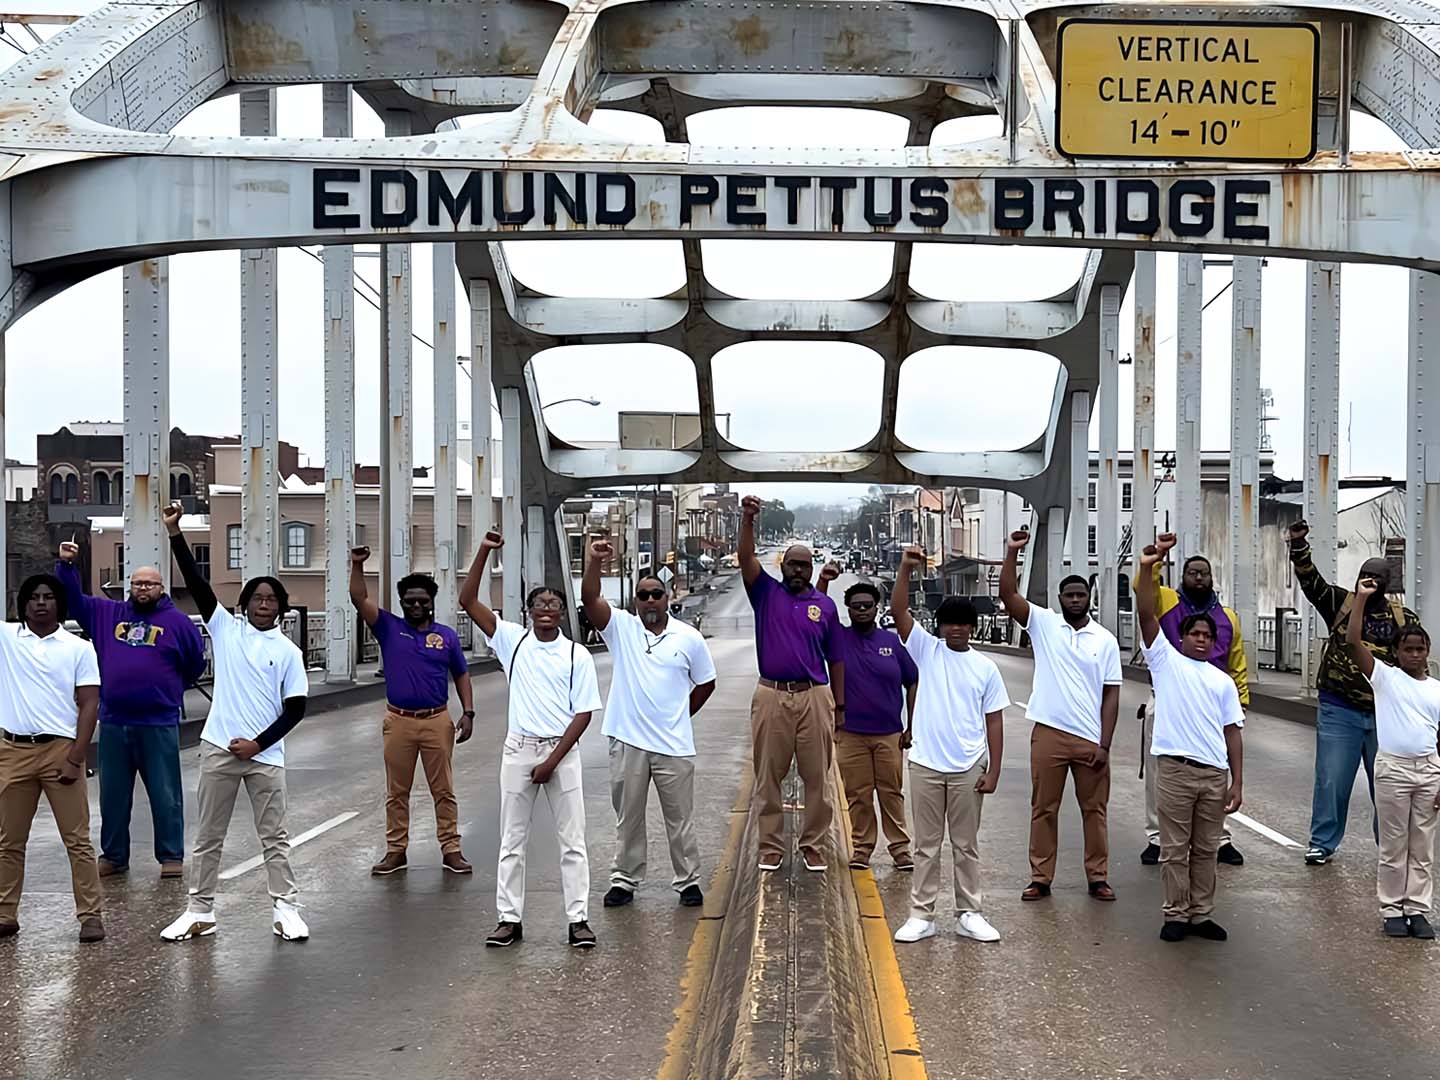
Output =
[
  {"x1": 56, "y1": 539, "x2": 205, "y2": 881},
  {"x1": 740, "y1": 496, "x2": 846, "y2": 872},
  {"x1": 350, "y1": 546, "x2": 476, "y2": 876},
  {"x1": 818, "y1": 568, "x2": 917, "y2": 871}
]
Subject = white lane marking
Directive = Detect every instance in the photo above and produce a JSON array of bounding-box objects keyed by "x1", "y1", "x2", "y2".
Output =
[
  {"x1": 218, "y1": 811, "x2": 359, "y2": 880},
  {"x1": 1228, "y1": 811, "x2": 1303, "y2": 849},
  {"x1": 1013, "y1": 700, "x2": 1029, "y2": 709}
]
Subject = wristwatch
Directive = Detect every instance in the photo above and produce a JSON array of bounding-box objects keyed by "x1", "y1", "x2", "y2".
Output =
[{"x1": 461, "y1": 710, "x2": 476, "y2": 720}]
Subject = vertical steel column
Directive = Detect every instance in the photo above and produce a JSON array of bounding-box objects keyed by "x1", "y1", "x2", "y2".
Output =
[
  {"x1": 526, "y1": 504, "x2": 546, "y2": 606},
  {"x1": 433, "y1": 243, "x2": 458, "y2": 624},
  {"x1": 500, "y1": 387, "x2": 523, "y2": 622},
  {"x1": 1302, "y1": 262, "x2": 1341, "y2": 693},
  {"x1": 1230, "y1": 257, "x2": 1263, "y2": 675},
  {"x1": 1408, "y1": 271, "x2": 1440, "y2": 633},
  {"x1": 1175, "y1": 253, "x2": 1204, "y2": 561},
  {"x1": 0, "y1": 334, "x2": 7, "y2": 613},
  {"x1": 379, "y1": 110, "x2": 413, "y2": 612},
  {"x1": 322, "y1": 84, "x2": 356, "y2": 683},
  {"x1": 1045, "y1": 506, "x2": 1065, "y2": 607},
  {"x1": 122, "y1": 259, "x2": 171, "y2": 583},
  {"x1": 1097, "y1": 283, "x2": 1122, "y2": 635},
  {"x1": 1068, "y1": 391, "x2": 1090, "y2": 574},
  {"x1": 468, "y1": 281, "x2": 494, "y2": 650},
  {"x1": 1132, "y1": 252, "x2": 1157, "y2": 555},
  {"x1": 240, "y1": 90, "x2": 278, "y2": 578}
]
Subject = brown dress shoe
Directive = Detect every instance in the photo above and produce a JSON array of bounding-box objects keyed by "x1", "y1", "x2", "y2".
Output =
[
  {"x1": 442, "y1": 852, "x2": 474, "y2": 874},
  {"x1": 0, "y1": 920, "x2": 18, "y2": 939},
  {"x1": 370, "y1": 852, "x2": 408, "y2": 876},
  {"x1": 96, "y1": 859, "x2": 126, "y2": 878},
  {"x1": 160, "y1": 862, "x2": 184, "y2": 880},
  {"x1": 78, "y1": 917, "x2": 105, "y2": 943}
]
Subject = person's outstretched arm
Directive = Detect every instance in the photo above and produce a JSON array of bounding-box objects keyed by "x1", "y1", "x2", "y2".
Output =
[
  {"x1": 348, "y1": 545, "x2": 381, "y2": 627},
  {"x1": 164, "y1": 502, "x2": 217, "y2": 621},
  {"x1": 816, "y1": 562, "x2": 840, "y2": 596},
  {"x1": 739, "y1": 495, "x2": 763, "y2": 587},
  {"x1": 1286, "y1": 520, "x2": 1346, "y2": 625},
  {"x1": 891, "y1": 545, "x2": 925, "y2": 641},
  {"x1": 55, "y1": 540, "x2": 104, "y2": 634},
  {"x1": 1135, "y1": 533, "x2": 1174, "y2": 648},
  {"x1": 997, "y1": 530, "x2": 1031, "y2": 626},
  {"x1": 1347, "y1": 577, "x2": 1380, "y2": 679},
  {"x1": 580, "y1": 537, "x2": 614, "y2": 633},
  {"x1": 459, "y1": 531, "x2": 503, "y2": 638}
]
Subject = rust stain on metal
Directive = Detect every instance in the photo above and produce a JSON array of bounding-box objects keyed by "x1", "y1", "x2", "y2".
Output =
[
  {"x1": 1318, "y1": 454, "x2": 1331, "y2": 492},
  {"x1": 949, "y1": 179, "x2": 985, "y2": 217},
  {"x1": 139, "y1": 259, "x2": 157, "y2": 281},
  {"x1": 496, "y1": 41, "x2": 529, "y2": 69},
  {"x1": 730, "y1": 16, "x2": 770, "y2": 57},
  {"x1": 226, "y1": 17, "x2": 306, "y2": 71}
]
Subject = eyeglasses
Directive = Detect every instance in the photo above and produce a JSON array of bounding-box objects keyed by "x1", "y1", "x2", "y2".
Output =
[
  {"x1": 636, "y1": 589, "x2": 666, "y2": 601},
  {"x1": 530, "y1": 599, "x2": 564, "y2": 612},
  {"x1": 131, "y1": 581, "x2": 164, "y2": 590}
]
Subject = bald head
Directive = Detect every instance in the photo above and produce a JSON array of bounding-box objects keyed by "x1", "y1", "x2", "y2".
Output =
[
  {"x1": 780, "y1": 545, "x2": 814, "y2": 593},
  {"x1": 129, "y1": 565, "x2": 166, "y2": 609}
]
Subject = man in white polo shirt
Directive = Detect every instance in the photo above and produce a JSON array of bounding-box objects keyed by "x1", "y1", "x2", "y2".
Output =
[
  {"x1": 0, "y1": 573, "x2": 104, "y2": 943},
  {"x1": 999, "y1": 529, "x2": 1123, "y2": 902},
  {"x1": 1136, "y1": 534, "x2": 1244, "y2": 943},
  {"x1": 580, "y1": 538, "x2": 718, "y2": 909},
  {"x1": 462, "y1": 530, "x2": 603, "y2": 949}
]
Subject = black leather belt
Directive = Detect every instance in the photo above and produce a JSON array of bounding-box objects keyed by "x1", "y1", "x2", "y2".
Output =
[
  {"x1": 1, "y1": 729, "x2": 62, "y2": 744},
  {"x1": 1160, "y1": 754, "x2": 1221, "y2": 770},
  {"x1": 758, "y1": 678, "x2": 820, "y2": 693}
]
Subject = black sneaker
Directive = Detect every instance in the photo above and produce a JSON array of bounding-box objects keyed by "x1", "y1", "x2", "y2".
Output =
[
  {"x1": 603, "y1": 886, "x2": 634, "y2": 908},
  {"x1": 1160, "y1": 921, "x2": 1189, "y2": 942},
  {"x1": 1384, "y1": 916, "x2": 1410, "y2": 938},
  {"x1": 1140, "y1": 843, "x2": 1161, "y2": 866},
  {"x1": 569, "y1": 920, "x2": 597, "y2": 948},
  {"x1": 1217, "y1": 843, "x2": 1244, "y2": 866},
  {"x1": 1409, "y1": 914, "x2": 1436, "y2": 940},
  {"x1": 1188, "y1": 919, "x2": 1228, "y2": 941},
  {"x1": 485, "y1": 921, "x2": 522, "y2": 947},
  {"x1": 679, "y1": 885, "x2": 704, "y2": 907},
  {"x1": 1304, "y1": 847, "x2": 1330, "y2": 866}
]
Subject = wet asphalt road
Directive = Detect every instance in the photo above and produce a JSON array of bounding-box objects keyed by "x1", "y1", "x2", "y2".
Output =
[{"x1": 3, "y1": 565, "x2": 1439, "y2": 1080}]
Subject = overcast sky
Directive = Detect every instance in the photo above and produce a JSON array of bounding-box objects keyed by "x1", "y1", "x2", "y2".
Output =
[{"x1": 0, "y1": 49, "x2": 1412, "y2": 510}]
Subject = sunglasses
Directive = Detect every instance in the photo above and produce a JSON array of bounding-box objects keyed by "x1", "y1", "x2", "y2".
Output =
[
  {"x1": 636, "y1": 588, "x2": 666, "y2": 601},
  {"x1": 847, "y1": 600, "x2": 876, "y2": 611}
]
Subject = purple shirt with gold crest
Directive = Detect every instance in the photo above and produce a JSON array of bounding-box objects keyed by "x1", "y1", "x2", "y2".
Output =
[
  {"x1": 372, "y1": 610, "x2": 468, "y2": 710},
  {"x1": 836, "y1": 624, "x2": 918, "y2": 735},
  {"x1": 746, "y1": 572, "x2": 842, "y2": 684}
]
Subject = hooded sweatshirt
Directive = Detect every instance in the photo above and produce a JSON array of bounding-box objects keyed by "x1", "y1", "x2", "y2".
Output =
[{"x1": 55, "y1": 560, "x2": 207, "y2": 725}]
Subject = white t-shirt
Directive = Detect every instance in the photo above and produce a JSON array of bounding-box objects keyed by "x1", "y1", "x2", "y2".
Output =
[
  {"x1": 902, "y1": 625, "x2": 1009, "y2": 773},
  {"x1": 600, "y1": 611, "x2": 717, "y2": 757},
  {"x1": 484, "y1": 619, "x2": 603, "y2": 738},
  {"x1": 1023, "y1": 606, "x2": 1123, "y2": 743},
  {"x1": 0, "y1": 624, "x2": 101, "y2": 738},
  {"x1": 202, "y1": 610, "x2": 309, "y2": 767},
  {"x1": 1369, "y1": 661, "x2": 1440, "y2": 757},
  {"x1": 1143, "y1": 633, "x2": 1243, "y2": 770}
]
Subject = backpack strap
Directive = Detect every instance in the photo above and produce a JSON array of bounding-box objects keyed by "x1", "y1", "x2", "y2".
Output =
[
  {"x1": 1331, "y1": 593, "x2": 1409, "y2": 634},
  {"x1": 508, "y1": 629, "x2": 532, "y2": 671}
]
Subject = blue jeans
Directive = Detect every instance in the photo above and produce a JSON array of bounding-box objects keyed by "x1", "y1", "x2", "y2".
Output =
[
  {"x1": 1309, "y1": 698, "x2": 1380, "y2": 855},
  {"x1": 98, "y1": 723, "x2": 185, "y2": 866}
]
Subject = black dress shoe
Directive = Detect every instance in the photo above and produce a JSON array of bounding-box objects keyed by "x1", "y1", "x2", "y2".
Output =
[
  {"x1": 1188, "y1": 919, "x2": 1228, "y2": 941},
  {"x1": 485, "y1": 921, "x2": 522, "y2": 947},
  {"x1": 1160, "y1": 921, "x2": 1189, "y2": 942},
  {"x1": 1409, "y1": 914, "x2": 1436, "y2": 940},
  {"x1": 679, "y1": 885, "x2": 704, "y2": 907},
  {"x1": 1217, "y1": 843, "x2": 1244, "y2": 866},
  {"x1": 603, "y1": 886, "x2": 634, "y2": 907},
  {"x1": 1140, "y1": 843, "x2": 1161, "y2": 866},
  {"x1": 1384, "y1": 916, "x2": 1411, "y2": 938}
]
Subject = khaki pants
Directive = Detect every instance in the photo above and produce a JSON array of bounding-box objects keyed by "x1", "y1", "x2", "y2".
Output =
[
  {"x1": 1142, "y1": 698, "x2": 1231, "y2": 846},
  {"x1": 751, "y1": 683, "x2": 834, "y2": 863},
  {"x1": 1155, "y1": 756, "x2": 1228, "y2": 921},
  {"x1": 382, "y1": 707, "x2": 460, "y2": 854},
  {"x1": 908, "y1": 759, "x2": 986, "y2": 920},
  {"x1": 607, "y1": 738, "x2": 700, "y2": 892},
  {"x1": 835, "y1": 729, "x2": 910, "y2": 863},
  {"x1": 496, "y1": 734, "x2": 589, "y2": 924},
  {"x1": 1375, "y1": 750, "x2": 1440, "y2": 918},
  {"x1": 187, "y1": 743, "x2": 298, "y2": 915},
  {"x1": 1028, "y1": 723, "x2": 1110, "y2": 884},
  {"x1": 0, "y1": 738, "x2": 102, "y2": 924}
]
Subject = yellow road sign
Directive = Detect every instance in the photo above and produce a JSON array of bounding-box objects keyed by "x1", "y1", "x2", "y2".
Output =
[{"x1": 1056, "y1": 20, "x2": 1318, "y2": 163}]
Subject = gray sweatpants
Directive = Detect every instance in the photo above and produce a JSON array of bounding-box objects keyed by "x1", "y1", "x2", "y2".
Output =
[
  {"x1": 186, "y1": 743, "x2": 298, "y2": 914},
  {"x1": 608, "y1": 738, "x2": 701, "y2": 893}
]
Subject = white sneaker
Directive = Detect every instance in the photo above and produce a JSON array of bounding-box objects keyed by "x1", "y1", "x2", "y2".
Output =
[
  {"x1": 272, "y1": 900, "x2": 309, "y2": 941},
  {"x1": 956, "y1": 911, "x2": 1001, "y2": 942},
  {"x1": 160, "y1": 909, "x2": 216, "y2": 942},
  {"x1": 893, "y1": 917, "x2": 936, "y2": 943}
]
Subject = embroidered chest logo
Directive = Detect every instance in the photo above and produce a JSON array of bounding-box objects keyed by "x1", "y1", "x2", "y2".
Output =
[
  {"x1": 806, "y1": 605, "x2": 822, "y2": 623},
  {"x1": 424, "y1": 633, "x2": 446, "y2": 650},
  {"x1": 114, "y1": 621, "x2": 164, "y2": 647},
  {"x1": 878, "y1": 646, "x2": 894, "y2": 657}
]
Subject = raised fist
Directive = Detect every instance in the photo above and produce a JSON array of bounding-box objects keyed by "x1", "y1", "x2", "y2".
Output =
[
  {"x1": 1286, "y1": 520, "x2": 1309, "y2": 545},
  {"x1": 902, "y1": 545, "x2": 926, "y2": 567},
  {"x1": 161, "y1": 502, "x2": 184, "y2": 536},
  {"x1": 1140, "y1": 543, "x2": 1164, "y2": 567},
  {"x1": 741, "y1": 495, "x2": 762, "y2": 520},
  {"x1": 590, "y1": 538, "x2": 614, "y2": 560},
  {"x1": 1155, "y1": 532, "x2": 1177, "y2": 554},
  {"x1": 480, "y1": 530, "x2": 504, "y2": 551},
  {"x1": 350, "y1": 545, "x2": 370, "y2": 565},
  {"x1": 58, "y1": 540, "x2": 80, "y2": 564},
  {"x1": 1006, "y1": 530, "x2": 1031, "y2": 552},
  {"x1": 819, "y1": 562, "x2": 842, "y2": 583}
]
